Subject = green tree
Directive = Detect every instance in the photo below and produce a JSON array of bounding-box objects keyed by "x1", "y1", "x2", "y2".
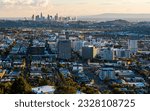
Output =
[
  {"x1": 103, "y1": 90, "x2": 111, "y2": 94},
  {"x1": 113, "y1": 88, "x2": 125, "y2": 94},
  {"x1": 55, "y1": 77, "x2": 79, "y2": 94},
  {"x1": 41, "y1": 67, "x2": 49, "y2": 73},
  {"x1": 55, "y1": 86, "x2": 76, "y2": 94},
  {"x1": 0, "y1": 82, "x2": 12, "y2": 94},
  {"x1": 10, "y1": 77, "x2": 31, "y2": 94},
  {"x1": 39, "y1": 79, "x2": 49, "y2": 86},
  {"x1": 82, "y1": 86, "x2": 99, "y2": 94}
]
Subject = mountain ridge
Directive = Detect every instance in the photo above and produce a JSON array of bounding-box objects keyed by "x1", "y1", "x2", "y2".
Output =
[{"x1": 78, "y1": 13, "x2": 150, "y2": 22}]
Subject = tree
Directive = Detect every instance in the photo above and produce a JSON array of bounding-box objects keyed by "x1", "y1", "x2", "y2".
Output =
[
  {"x1": 81, "y1": 86, "x2": 99, "y2": 94},
  {"x1": 55, "y1": 77, "x2": 79, "y2": 94},
  {"x1": 10, "y1": 77, "x2": 31, "y2": 94},
  {"x1": 41, "y1": 67, "x2": 49, "y2": 73},
  {"x1": 39, "y1": 79, "x2": 49, "y2": 86},
  {"x1": 0, "y1": 89, "x2": 4, "y2": 94},
  {"x1": 0, "y1": 84, "x2": 4, "y2": 94},
  {"x1": 0, "y1": 82, "x2": 12, "y2": 94},
  {"x1": 103, "y1": 90, "x2": 112, "y2": 94},
  {"x1": 113, "y1": 88, "x2": 125, "y2": 94},
  {"x1": 54, "y1": 86, "x2": 76, "y2": 94}
]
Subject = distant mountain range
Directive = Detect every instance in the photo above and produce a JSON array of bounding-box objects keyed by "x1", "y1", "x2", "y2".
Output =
[{"x1": 78, "y1": 13, "x2": 150, "y2": 22}]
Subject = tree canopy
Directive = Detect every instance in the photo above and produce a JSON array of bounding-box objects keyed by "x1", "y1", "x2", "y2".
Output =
[{"x1": 10, "y1": 77, "x2": 31, "y2": 94}]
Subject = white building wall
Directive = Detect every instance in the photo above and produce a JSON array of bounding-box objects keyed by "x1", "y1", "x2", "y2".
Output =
[{"x1": 128, "y1": 40, "x2": 138, "y2": 53}]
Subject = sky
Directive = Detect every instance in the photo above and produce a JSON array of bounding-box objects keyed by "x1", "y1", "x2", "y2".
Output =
[{"x1": 0, "y1": 0, "x2": 150, "y2": 17}]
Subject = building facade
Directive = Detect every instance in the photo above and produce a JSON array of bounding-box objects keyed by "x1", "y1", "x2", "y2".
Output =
[{"x1": 58, "y1": 40, "x2": 71, "y2": 60}]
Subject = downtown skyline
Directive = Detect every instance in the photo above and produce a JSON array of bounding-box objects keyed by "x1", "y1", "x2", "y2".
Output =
[{"x1": 0, "y1": 0, "x2": 150, "y2": 17}]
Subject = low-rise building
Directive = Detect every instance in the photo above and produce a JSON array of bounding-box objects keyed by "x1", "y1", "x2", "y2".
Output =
[
  {"x1": 99, "y1": 48, "x2": 113, "y2": 61},
  {"x1": 32, "y1": 85, "x2": 55, "y2": 94},
  {"x1": 113, "y1": 48, "x2": 131, "y2": 59},
  {"x1": 99, "y1": 68, "x2": 116, "y2": 80}
]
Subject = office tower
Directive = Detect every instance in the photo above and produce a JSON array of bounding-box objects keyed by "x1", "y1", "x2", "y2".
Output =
[
  {"x1": 35, "y1": 15, "x2": 40, "y2": 21},
  {"x1": 82, "y1": 45, "x2": 97, "y2": 59},
  {"x1": 47, "y1": 14, "x2": 50, "y2": 21},
  {"x1": 58, "y1": 40, "x2": 71, "y2": 60},
  {"x1": 54, "y1": 13, "x2": 59, "y2": 21},
  {"x1": 47, "y1": 14, "x2": 52, "y2": 21},
  {"x1": 32, "y1": 14, "x2": 34, "y2": 21},
  {"x1": 40, "y1": 12, "x2": 43, "y2": 18},
  {"x1": 99, "y1": 68, "x2": 116, "y2": 80},
  {"x1": 128, "y1": 40, "x2": 138, "y2": 53}
]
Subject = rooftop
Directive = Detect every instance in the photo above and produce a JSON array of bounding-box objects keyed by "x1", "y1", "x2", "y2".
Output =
[{"x1": 32, "y1": 85, "x2": 55, "y2": 94}]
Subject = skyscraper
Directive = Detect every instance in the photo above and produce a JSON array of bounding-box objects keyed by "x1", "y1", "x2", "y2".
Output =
[
  {"x1": 47, "y1": 14, "x2": 50, "y2": 21},
  {"x1": 32, "y1": 14, "x2": 34, "y2": 21},
  {"x1": 58, "y1": 40, "x2": 71, "y2": 60},
  {"x1": 54, "y1": 13, "x2": 59, "y2": 21},
  {"x1": 40, "y1": 12, "x2": 43, "y2": 18},
  {"x1": 35, "y1": 15, "x2": 40, "y2": 21},
  {"x1": 128, "y1": 40, "x2": 138, "y2": 53}
]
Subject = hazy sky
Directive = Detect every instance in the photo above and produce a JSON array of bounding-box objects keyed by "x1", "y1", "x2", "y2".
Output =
[{"x1": 0, "y1": 0, "x2": 150, "y2": 17}]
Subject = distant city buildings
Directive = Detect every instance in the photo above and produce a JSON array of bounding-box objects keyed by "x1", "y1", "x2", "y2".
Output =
[
  {"x1": 54, "y1": 13, "x2": 59, "y2": 21},
  {"x1": 32, "y1": 12, "x2": 77, "y2": 22}
]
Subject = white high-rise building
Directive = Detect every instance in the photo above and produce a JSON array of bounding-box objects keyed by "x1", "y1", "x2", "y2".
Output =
[{"x1": 128, "y1": 40, "x2": 138, "y2": 53}]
